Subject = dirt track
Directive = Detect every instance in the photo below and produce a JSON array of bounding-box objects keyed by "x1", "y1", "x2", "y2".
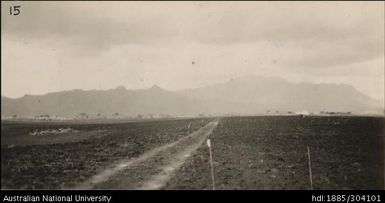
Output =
[{"x1": 75, "y1": 119, "x2": 218, "y2": 189}]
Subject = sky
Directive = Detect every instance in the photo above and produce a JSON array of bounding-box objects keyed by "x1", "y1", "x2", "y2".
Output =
[{"x1": 1, "y1": 1, "x2": 384, "y2": 103}]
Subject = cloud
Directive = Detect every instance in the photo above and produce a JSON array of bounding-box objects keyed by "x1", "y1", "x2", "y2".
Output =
[{"x1": 1, "y1": 1, "x2": 384, "y2": 102}]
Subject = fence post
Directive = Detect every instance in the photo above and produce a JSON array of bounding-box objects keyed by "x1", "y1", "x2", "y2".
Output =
[
  {"x1": 207, "y1": 139, "x2": 215, "y2": 190},
  {"x1": 307, "y1": 146, "x2": 313, "y2": 190}
]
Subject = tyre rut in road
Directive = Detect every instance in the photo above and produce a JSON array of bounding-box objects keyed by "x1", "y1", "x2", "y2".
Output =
[{"x1": 76, "y1": 120, "x2": 218, "y2": 189}]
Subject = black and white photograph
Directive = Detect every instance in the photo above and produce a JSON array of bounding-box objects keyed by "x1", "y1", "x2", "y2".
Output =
[{"x1": 1, "y1": 1, "x2": 384, "y2": 191}]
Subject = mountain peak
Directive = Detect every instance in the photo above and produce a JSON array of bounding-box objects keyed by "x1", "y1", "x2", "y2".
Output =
[
  {"x1": 149, "y1": 85, "x2": 163, "y2": 90},
  {"x1": 1, "y1": 78, "x2": 382, "y2": 118},
  {"x1": 115, "y1": 86, "x2": 127, "y2": 91}
]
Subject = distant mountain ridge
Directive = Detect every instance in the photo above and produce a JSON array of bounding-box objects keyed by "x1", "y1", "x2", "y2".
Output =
[{"x1": 1, "y1": 76, "x2": 383, "y2": 118}]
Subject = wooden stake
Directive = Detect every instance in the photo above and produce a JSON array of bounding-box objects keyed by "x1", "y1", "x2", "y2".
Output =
[
  {"x1": 307, "y1": 146, "x2": 313, "y2": 190},
  {"x1": 207, "y1": 139, "x2": 215, "y2": 190}
]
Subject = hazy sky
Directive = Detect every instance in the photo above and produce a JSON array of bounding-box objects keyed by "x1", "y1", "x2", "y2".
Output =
[{"x1": 1, "y1": 1, "x2": 384, "y2": 103}]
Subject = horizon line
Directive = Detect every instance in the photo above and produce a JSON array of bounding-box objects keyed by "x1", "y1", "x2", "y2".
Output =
[{"x1": 0, "y1": 75, "x2": 375, "y2": 100}]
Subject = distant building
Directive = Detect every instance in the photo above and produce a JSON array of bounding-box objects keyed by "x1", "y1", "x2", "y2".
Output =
[
  {"x1": 35, "y1": 114, "x2": 51, "y2": 120},
  {"x1": 295, "y1": 110, "x2": 310, "y2": 115}
]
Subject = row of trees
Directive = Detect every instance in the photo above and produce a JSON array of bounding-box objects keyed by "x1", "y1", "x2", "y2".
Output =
[
  {"x1": 7, "y1": 112, "x2": 176, "y2": 120},
  {"x1": 76, "y1": 112, "x2": 173, "y2": 119}
]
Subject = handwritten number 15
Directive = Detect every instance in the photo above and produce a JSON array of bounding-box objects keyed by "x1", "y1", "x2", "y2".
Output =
[{"x1": 10, "y1": 6, "x2": 21, "y2": 16}]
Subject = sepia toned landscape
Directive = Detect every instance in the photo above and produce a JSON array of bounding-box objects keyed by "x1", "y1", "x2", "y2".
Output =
[{"x1": 1, "y1": 2, "x2": 384, "y2": 190}]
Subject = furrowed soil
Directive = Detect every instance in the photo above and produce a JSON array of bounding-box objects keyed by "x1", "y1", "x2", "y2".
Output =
[
  {"x1": 1, "y1": 118, "x2": 211, "y2": 189},
  {"x1": 165, "y1": 116, "x2": 384, "y2": 190},
  {"x1": 79, "y1": 120, "x2": 219, "y2": 189}
]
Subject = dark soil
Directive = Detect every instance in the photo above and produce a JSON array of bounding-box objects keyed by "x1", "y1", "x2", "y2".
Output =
[
  {"x1": 1, "y1": 118, "x2": 211, "y2": 189},
  {"x1": 165, "y1": 116, "x2": 384, "y2": 190}
]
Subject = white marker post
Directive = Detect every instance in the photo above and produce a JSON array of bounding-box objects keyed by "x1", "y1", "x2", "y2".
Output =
[
  {"x1": 207, "y1": 139, "x2": 215, "y2": 190},
  {"x1": 307, "y1": 146, "x2": 313, "y2": 190}
]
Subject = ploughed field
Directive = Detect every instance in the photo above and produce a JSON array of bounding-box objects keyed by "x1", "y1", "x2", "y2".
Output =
[
  {"x1": 1, "y1": 118, "x2": 211, "y2": 189},
  {"x1": 1, "y1": 116, "x2": 384, "y2": 190},
  {"x1": 165, "y1": 116, "x2": 384, "y2": 190}
]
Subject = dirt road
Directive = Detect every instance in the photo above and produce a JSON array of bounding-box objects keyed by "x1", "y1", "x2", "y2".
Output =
[{"x1": 75, "y1": 119, "x2": 218, "y2": 189}]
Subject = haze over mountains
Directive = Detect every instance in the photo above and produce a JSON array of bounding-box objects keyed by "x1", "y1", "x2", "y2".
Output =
[{"x1": 1, "y1": 76, "x2": 383, "y2": 118}]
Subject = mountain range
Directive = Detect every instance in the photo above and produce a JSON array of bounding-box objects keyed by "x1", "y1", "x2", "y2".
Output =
[{"x1": 1, "y1": 75, "x2": 383, "y2": 118}]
